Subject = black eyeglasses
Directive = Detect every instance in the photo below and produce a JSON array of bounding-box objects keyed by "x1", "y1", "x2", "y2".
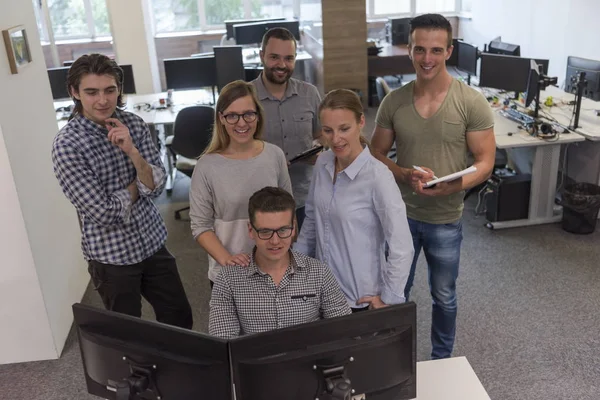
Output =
[
  {"x1": 222, "y1": 111, "x2": 258, "y2": 125},
  {"x1": 250, "y1": 221, "x2": 294, "y2": 240}
]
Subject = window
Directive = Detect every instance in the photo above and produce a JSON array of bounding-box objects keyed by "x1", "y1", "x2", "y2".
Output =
[
  {"x1": 32, "y1": 0, "x2": 111, "y2": 41},
  {"x1": 366, "y1": 0, "x2": 458, "y2": 18},
  {"x1": 151, "y1": 0, "x2": 295, "y2": 34},
  {"x1": 367, "y1": 0, "x2": 410, "y2": 16},
  {"x1": 416, "y1": 0, "x2": 456, "y2": 14}
]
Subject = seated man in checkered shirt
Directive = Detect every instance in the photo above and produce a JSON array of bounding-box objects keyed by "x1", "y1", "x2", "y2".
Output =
[
  {"x1": 51, "y1": 54, "x2": 192, "y2": 329},
  {"x1": 209, "y1": 187, "x2": 351, "y2": 338}
]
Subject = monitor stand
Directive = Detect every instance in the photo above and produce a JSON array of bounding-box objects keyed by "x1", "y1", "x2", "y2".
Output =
[
  {"x1": 318, "y1": 365, "x2": 353, "y2": 400},
  {"x1": 110, "y1": 357, "x2": 161, "y2": 400},
  {"x1": 569, "y1": 71, "x2": 587, "y2": 130}
]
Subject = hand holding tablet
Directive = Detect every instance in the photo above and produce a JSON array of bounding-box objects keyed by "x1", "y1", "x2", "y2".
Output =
[{"x1": 422, "y1": 166, "x2": 477, "y2": 188}]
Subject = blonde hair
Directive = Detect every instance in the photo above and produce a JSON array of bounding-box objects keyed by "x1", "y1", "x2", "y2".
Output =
[
  {"x1": 204, "y1": 80, "x2": 265, "y2": 155},
  {"x1": 319, "y1": 89, "x2": 370, "y2": 148}
]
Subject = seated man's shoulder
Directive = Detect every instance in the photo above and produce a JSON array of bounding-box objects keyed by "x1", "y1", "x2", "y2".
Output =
[{"x1": 291, "y1": 250, "x2": 327, "y2": 271}]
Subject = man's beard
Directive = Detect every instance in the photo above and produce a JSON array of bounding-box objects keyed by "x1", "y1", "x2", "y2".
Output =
[{"x1": 264, "y1": 66, "x2": 293, "y2": 85}]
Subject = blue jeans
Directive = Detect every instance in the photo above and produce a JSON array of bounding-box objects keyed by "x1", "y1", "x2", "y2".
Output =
[{"x1": 405, "y1": 218, "x2": 463, "y2": 359}]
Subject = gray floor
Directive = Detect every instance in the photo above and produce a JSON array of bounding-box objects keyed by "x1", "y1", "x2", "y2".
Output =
[{"x1": 2, "y1": 111, "x2": 600, "y2": 399}]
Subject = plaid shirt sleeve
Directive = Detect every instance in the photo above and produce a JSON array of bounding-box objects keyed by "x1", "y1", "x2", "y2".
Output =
[
  {"x1": 320, "y1": 263, "x2": 352, "y2": 318},
  {"x1": 52, "y1": 140, "x2": 132, "y2": 226},
  {"x1": 131, "y1": 117, "x2": 166, "y2": 199},
  {"x1": 208, "y1": 269, "x2": 242, "y2": 339}
]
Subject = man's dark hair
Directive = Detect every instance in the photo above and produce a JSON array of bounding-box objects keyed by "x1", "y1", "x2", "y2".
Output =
[
  {"x1": 248, "y1": 187, "x2": 296, "y2": 225},
  {"x1": 260, "y1": 27, "x2": 297, "y2": 52},
  {"x1": 409, "y1": 13, "x2": 453, "y2": 48},
  {"x1": 66, "y1": 53, "x2": 126, "y2": 116}
]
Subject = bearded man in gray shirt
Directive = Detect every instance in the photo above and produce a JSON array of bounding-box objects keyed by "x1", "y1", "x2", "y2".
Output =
[{"x1": 252, "y1": 27, "x2": 322, "y2": 230}]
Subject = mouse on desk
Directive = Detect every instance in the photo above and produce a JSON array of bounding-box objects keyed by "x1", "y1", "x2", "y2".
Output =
[
  {"x1": 507, "y1": 132, "x2": 514, "y2": 136},
  {"x1": 595, "y1": 110, "x2": 600, "y2": 116}
]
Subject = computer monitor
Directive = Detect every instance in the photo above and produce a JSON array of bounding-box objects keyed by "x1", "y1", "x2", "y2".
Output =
[
  {"x1": 386, "y1": 17, "x2": 411, "y2": 45},
  {"x1": 488, "y1": 39, "x2": 521, "y2": 56},
  {"x1": 225, "y1": 17, "x2": 285, "y2": 40},
  {"x1": 230, "y1": 302, "x2": 417, "y2": 400},
  {"x1": 214, "y1": 46, "x2": 245, "y2": 92},
  {"x1": 49, "y1": 64, "x2": 136, "y2": 99},
  {"x1": 456, "y1": 40, "x2": 478, "y2": 76},
  {"x1": 479, "y1": 53, "x2": 549, "y2": 93},
  {"x1": 233, "y1": 21, "x2": 270, "y2": 46},
  {"x1": 233, "y1": 19, "x2": 300, "y2": 46},
  {"x1": 48, "y1": 67, "x2": 70, "y2": 100},
  {"x1": 525, "y1": 60, "x2": 540, "y2": 113},
  {"x1": 163, "y1": 56, "x2": 217, "y2": 90},
  {"x1": 73, "y1": 303, "x2": 232, "y2": 400},
  {"x1": 564, "y1": 56, "x2": 600, "y2": 101},
  {"x1": 119, "y1": 64, "x2": 136, "y2": 94},
  {"x1": 446, "y1": 38, "x2": 462, "y2": 67},
  {"x1": 265, "y1": 19, "x2": 300, "y2": 41}
]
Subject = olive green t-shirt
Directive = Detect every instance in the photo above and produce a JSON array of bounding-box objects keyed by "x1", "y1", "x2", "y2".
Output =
[{"x1": 375, "y1": 79, "x2": 494, "y2": 224}]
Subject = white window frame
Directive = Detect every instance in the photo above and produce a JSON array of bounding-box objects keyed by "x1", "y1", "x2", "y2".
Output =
[
  {"x1": 153, "y1": 0, "x2": 298, "y2": 34},
  {"x1": 366, "y1": 0, "x2": 460, "y2": 19},
  {"x1": 35, "y1": 0, "x2": 111, "y2": 42}
]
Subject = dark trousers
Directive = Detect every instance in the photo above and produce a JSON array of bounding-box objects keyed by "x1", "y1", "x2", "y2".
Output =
[
  {"x1": 296, "y1": 206, "x2": 306, "y2": 232},
  {"x1": 88, "y1": 246, "x2": 193, "y2": 329}
]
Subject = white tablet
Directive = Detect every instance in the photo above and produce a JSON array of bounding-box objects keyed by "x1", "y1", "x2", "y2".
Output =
[{"x1": 424, "y1": 166, "x2": 477, "y2": 188}]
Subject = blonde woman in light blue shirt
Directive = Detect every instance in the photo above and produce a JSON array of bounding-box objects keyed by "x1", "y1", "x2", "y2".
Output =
[{"x1": 295, "y1": 89, "x2": 414, "y2": 312}]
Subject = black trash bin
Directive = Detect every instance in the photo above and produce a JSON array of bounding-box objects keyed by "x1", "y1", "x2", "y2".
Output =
[{"x1": 561, "y1": 183, "x2": 600, "y2": 234}]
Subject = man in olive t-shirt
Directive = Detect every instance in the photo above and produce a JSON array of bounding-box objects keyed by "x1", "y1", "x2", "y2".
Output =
[{"x1": 371, "y1": 14, "x2": 496, "y2": 359}]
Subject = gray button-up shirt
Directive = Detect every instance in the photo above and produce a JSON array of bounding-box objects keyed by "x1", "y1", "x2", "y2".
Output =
[
  {"x1": 252, "y1": 75, "x2": 322, "y2": 207},
  {"x1": 208, "y1": 250, "x2": 351, "y2": 338}
]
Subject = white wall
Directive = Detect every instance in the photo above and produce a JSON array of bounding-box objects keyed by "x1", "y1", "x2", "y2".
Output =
[
  {"x1": 106, "y1": 0, "x2": 161, "y2": 94},
  {"x1": 0, "y1": 0, "x2": 88, "y2": 363},
  {"x1": 459, "y1": 0, "x2": 600, "y2": 86}
]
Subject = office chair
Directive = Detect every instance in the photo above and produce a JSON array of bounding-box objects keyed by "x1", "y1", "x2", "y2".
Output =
[
  {"x1": 375, "y1": 77, "x2": 392, "y2": 104},
  {"x1": 165, "y1": 106, "x2": 214, "y2": 220}
]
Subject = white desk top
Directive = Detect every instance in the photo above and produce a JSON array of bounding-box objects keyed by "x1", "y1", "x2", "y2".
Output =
[
  {"x1": 414, "y1": 356, "x2": 490, "y2": 400},
  {"x1": 492, "y1": 106, "x2": 585, "y2": 149},
  {"x1": 540, "y1": 86, "x2": 600, "y2": 141},
  {"x1": 55, "y1": 89, "x2": 213, "y2": 129}
]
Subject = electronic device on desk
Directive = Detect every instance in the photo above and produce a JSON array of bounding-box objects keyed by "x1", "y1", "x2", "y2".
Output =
[
  {"x1": 446, "y1": 38, "x2": 462, "y2": 67},
  {"x1": 486, "y1": 37, "x2": 520, "y2": 56},
  {"x1": 485, "y1": 172, "x2": 531, "y2": 223},
  {"x1": 230, "y1": 302, "x2": 417, "y2": 400},
  {"x1": 455, "y1": 40, "x2": 479, "y2": 86},
  {"x1": 164, "y1": 56, "x2": 217, "y2": 105},
  {"x1": 225, "y1": 17, "x2": 285, "y2": 40},
  {"x1": 525, "y1": 60, "x2": 558, "y2": 120},
  {"x1": 564, "y1": 56, "x2": 600, "y2": 102},
  {"x1": 479, "y1": 53, "x2": 549, "y2": 99},
  {"x1": 48, "y1": 67, "x2": 71, "y2": 100},
  {"x1": 500, "y1": 107, "x2": 535, "y2": 125},
  {"x1": 72, "y1": 303, "x2": 232, "y2": 400},
  {"x1": 367, "y1": 41, "x2": 383, "y2": 56},
  {"x1": 233, "y1": 19, "x2": 300, "y2": 46},
  {"x1": 386, "y1": 17, "x2": 411, "y2": 45}
]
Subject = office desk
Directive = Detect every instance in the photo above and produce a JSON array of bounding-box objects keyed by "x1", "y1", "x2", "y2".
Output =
[
  {"x1": 414, "y1": 356, "x2": 490, "y2": 400},
  {"x1": 539, "y1": 85, "x2": 600, "y2": 141},
  {"x1": 242, "y1": 47, "x2": 313, "y2": 82},
  {"x1": 490, "y1": 108, "x2": 585, "y2": 229},
  {"x1": 368, "y1": 43, "x2": 414, "y2": 77},
  {"x1": 55, "y1": 89, "x2": 213, "y2": 190}
]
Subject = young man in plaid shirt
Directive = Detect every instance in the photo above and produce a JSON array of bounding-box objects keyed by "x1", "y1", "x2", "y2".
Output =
[
  {"x1": 208, "y1": 187, "x2": 351, "y2": 338},
  {"x1": 52, "y1": 54, "x2": 192, "y2": 329}
]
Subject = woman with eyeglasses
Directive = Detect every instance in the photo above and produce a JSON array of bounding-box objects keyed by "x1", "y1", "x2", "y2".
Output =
[
  {"x1": 295, "y1": 89, "x2": 414, "y2": 312},
  {"x1": 190, "y1": 80, "x2": 292, "y2": 287}
]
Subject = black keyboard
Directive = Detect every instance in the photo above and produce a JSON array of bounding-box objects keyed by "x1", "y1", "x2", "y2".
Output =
[{"x1": 501, "y1": 108, "x2": 535, "y2": 125}]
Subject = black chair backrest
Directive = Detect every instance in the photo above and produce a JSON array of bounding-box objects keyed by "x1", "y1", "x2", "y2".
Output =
[{"x1": 171, "y1": 106, "x2": 214, "y2": 159}]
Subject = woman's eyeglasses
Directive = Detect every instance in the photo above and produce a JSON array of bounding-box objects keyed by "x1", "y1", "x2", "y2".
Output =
[{"x1": 222, "y1": 111, "x2": 258, "y2": 124}]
